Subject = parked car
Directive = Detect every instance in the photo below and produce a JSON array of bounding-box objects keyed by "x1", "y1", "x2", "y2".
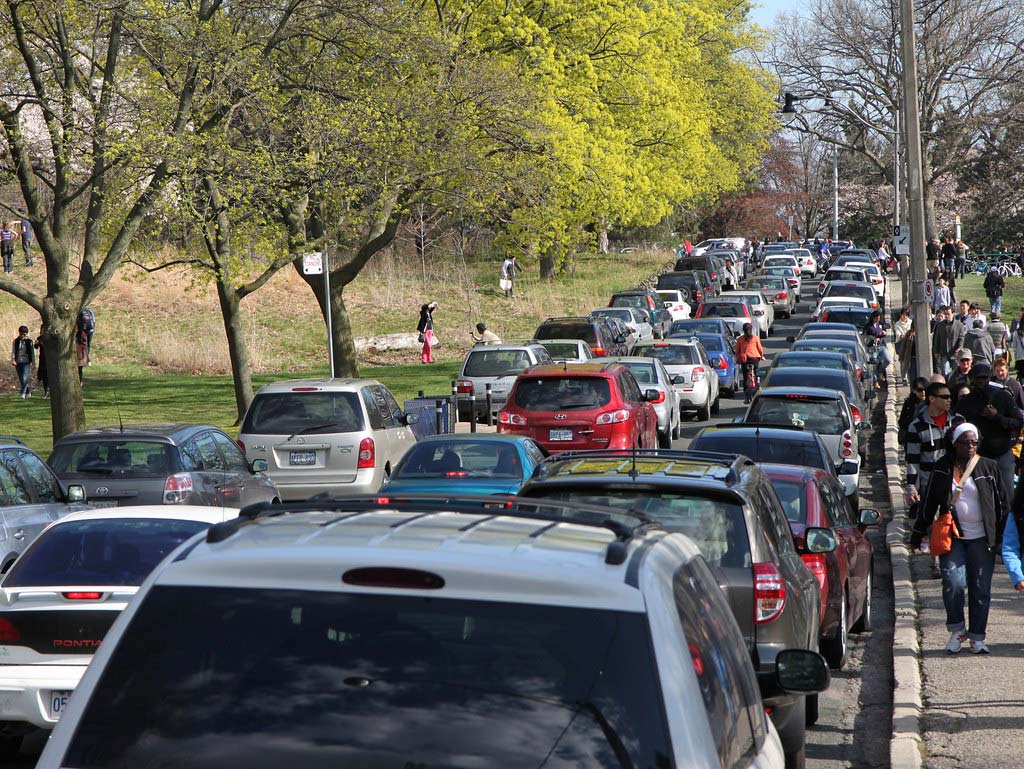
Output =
[
  {"x1": 759, "y1": 265, "x2": 801, "y2": 295},
  {"x1": 793, "y1": 322, "x2": 862, "y2": 341},
  {"x1": 608, "y1": 290, "x2": 673, "y2": 338},
  {"x1": 694, "y1": 332, "x2": 742, "y2": 395},
  {"x1": 694, "y1": 268, "x2": 718, "y2": 300},
  {"x1": 49, "y1": 424, "x2": 279, "y2": 509},
  {"x1": 607, "y1": 356, "x2": 682, "y2": 446},
  {"x1": 821, "y1": 280, "x2": 880, "y2": 310},
  {"x1": 656, "y1": 270, "x2": 708, "y2": 305},
  {"x1": 454, "y1": 343, "x2": 552, "y2": 422},
  {"x1": 534, "y1": 338, "x2": 595, "y2": 363},
  {"x1": 236, "y1": 379, "x2": 416, "y2": 500},
  {"x1": 841, "y1": 260, "x2": 885, "y2": 299},
  {"x1": 669, "y1": 317, "x2": 737, "y2": 339},
  {"x1": 533, "y1": 316, "x2": 628, "y2": 357},
  {"x1": 633, "y1": 339, "x2": 720, "y2": 420},
  {"x1": 763, "y1": 464, "x2": 880, "y2": 669},
  {"x1": 654, "y1": 289, "x2": 692, "y2": 320},
  {"x1": 0, "y1": 505, "x2": 236, "y2": 755},
  {"x1": 762, "y1": 255, "x2": 800, "y2": 271},
  {"x1": 673, "y1": 255, "x2": 725, "y2": 294},
  {"x1": 378, "y1": 434, "x2": 547, "y2": 495},
  {"x1": 744, "y1": 275, "x2": 796, "y2": 318},
  {"x1": 519, "y1": 449, "x2": 834, "y2": 767},
  {"x1": 34, "y1": 495, "x2": 829, "y2": 769},
  {"x1": 590, "y1": 307, "x2": 653, "y2": 348},
  {"x1": 720, "y1": 289, "x2": 775, "y2": 336},
  {"x1": 816, "y1": 267, "x2": 868, "y2": 297},
  {"x1": 811, "y1": 296, "x2": 869, "y2": 321},
  {"x1": 497, "y1": 362, "x2": 659, "y2": 452},
  {"x1": 695, "y1": 299, "x2": 753, "y2": 336},
  {"x1": 789, "y1": 249, "x2": 818, "y2": 278},
  {"x1": 0, "y1": 438, "x2": 89, "y2": 575}
]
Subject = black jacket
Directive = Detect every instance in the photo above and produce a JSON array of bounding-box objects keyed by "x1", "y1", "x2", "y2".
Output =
[
  {"x1": 955, "y1": 384, "x2": 1023, "y2": 457},
  {"x1": 911, "y1": 454, "x2": 1007, "y2": 550},
  {"x1": 984, "y1": 272, "x2": 1005, "y2": 297},
  {"x1": 926, "y1": 241, "x2": 941, "y2": 261},
  {"x1": 11, "y1": 337, "x2": 33, "y2": 365},
  {"x1": 898, "y1": 394, "x2": 926, "y2": 438},
  {"x1": 417, "y1": 305, "x2": 434, "y2": 333}
]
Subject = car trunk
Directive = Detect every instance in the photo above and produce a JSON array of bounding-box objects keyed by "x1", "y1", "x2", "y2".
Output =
[
  {"x1": 528, "y1": 409, "x2": 613, "y2": 450},
  {"x1": 269, "y1": 435, "x2": 359, "y2": 485},
  {"x1": 0, "y1": 598, "x2": 128, "y2": 663},
  {"x1": 75, "y1": 479, "x2": 166, "y2": 507}
]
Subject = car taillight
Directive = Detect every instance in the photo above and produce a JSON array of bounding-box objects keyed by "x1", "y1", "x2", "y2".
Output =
[
  {"x1": 358, "y1": 437, "x2": 376, "y2": 468},
  {"x1": 850, "y1": 405, "x2": 863, "y2": 424},
  {"x1": 649, "y1": 390, "x2": 666, "y2": 403},
  {"x1": 499, "y1": 411, "x2": 527, "y2": 426},
  {"x1": 0, "y1": 618, "x2": 19, "y2": 642},
  {"x1": 776, "y1": 292, "x2": 788, "y2": 300},
  {"x1": 710, "y1": 271, "x2": 718, "y2": 279},
  {"x1": 754, "y1": 562, "x2": 787, "y2": 623},
  {"x1": 236, "y1": 438, "x2": 246, "y2": 455},
  {"x1": 841, "y1": 430, "x2": 854, "y2": 457},
  {"x1": 801, "y1": 554, "x2": 828, "y2": 595},
  {"x1": 695, "y1": 291, "x2": 703, "y2": 301},
  {"x1": 163, "y1": 473, "x2": 194, "y2": 504},
  {"x1": 691, "y1": 366, "x2": 707, "y2": 382},
  {"x1": 63, "y1": 592, "x2": 102, "y2": 600},
  {"x1": 741, "y1": 305, "x2": 751, "y2": 317},
  {"x1": 456, "y1": 379, "x2": 474, "y2": 394},
  {"x1": 856, "y1": 365, "x2": 864, "y2": 380},
  {"x1": 713, "y1": 357, "x2": 728, "y2": 370},
  {"x1": 591, "y1": 346, "x2": 606, "y2": 356},
  {"x1": 596, "y1": 409, "x2": 630, "y2": 424}
]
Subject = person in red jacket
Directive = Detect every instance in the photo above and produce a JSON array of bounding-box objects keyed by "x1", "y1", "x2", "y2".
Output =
[{"x1": 735, "y1": 323, "x2": 764, "y2": 404}]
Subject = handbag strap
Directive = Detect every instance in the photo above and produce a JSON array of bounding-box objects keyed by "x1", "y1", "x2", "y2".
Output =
[{"x1": 950, "y1": 454, "x2": 981, "y2": 506}]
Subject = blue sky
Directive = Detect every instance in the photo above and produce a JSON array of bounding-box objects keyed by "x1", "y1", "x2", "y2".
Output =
[{"x1": 750, "y1": 0, "x2": 800, "y2": 28}]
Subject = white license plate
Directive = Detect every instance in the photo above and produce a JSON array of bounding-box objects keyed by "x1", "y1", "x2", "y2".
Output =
[
  {"x1": 549, "y1": 429, "x2": 573, "y2": 441},
  {"x1": 48, "y1": 690, "x2": 72, "y2": 719},
  {"x1": 289, "y1": 451, "x2": 317, "y2": 466}
]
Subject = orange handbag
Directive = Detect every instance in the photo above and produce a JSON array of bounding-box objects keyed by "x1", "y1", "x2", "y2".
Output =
[{"x1": 929, "y1": 456, "x2": 979, "y2": 556}]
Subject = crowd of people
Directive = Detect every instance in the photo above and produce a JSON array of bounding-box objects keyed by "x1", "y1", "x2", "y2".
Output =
[{"x1": 9, "y1": 309, "x2": 95, "y2": 397}]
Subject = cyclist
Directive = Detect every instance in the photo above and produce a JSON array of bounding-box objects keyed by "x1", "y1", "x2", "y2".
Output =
[{"x1": 735, "y1": 323, "x2": 764, "y2": 404}]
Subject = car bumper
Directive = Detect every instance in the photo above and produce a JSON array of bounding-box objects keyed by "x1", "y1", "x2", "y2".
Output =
[
  {"x1": 0, "y1": 665, "x2": 86, "y2": 730},
  {"x1": 651, "y1": 402, "x2": 672, "y2": 431},
  {"x1": 675, "y1": 381, "x2": 710, "y2": 409},
  {"x1": 839, "y1": 470, "x2": 860, "y2": 496},
  {"x1": 274, "y1": 469, "x2": 383, "y2": 501}
]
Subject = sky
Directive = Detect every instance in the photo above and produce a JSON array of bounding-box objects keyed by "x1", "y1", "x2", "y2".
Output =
[{"x1": 750, "y1": 0, "x2": 799, "y2": 29}]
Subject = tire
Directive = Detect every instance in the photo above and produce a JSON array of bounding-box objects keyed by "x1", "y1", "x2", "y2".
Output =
[
  {"x1": 852, "y1": 567, "x2": 873, "y2": 633},
  {"x1": 710, "y1": 393, "x2": 720, "y2": 415},
  {"x1": 805, "y1": 693, "x2": 819, "y2": 727},
  {"x1": 658, "y1": 429, "x2": 671, "y2": 449},
  {"x1": 698, "y1": 397, "x2": 711, "y2": 421},
  {"x1": 0, "y1": 735, "x2": 23, "y2": 761},
  {"x1": 821, "y1": 592, "x2": 849, "y2": 670},
  {"x1": 785, "y1": 747, "x2": 806, "y2": 769}
]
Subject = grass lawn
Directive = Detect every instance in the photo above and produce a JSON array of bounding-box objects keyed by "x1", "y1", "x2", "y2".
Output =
[{"x1": 0, "y1": 361, "x2": 461, "y2": 455}]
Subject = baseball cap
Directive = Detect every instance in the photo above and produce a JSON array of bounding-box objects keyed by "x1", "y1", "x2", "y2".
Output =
[{"x1": 957, "y1": 349, "x2": 973, "y2": 360}]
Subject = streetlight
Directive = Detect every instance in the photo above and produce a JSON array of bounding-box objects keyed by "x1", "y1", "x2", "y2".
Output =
[{"x1": 781, "y1": 94, "x2": 839, "y2": 242}]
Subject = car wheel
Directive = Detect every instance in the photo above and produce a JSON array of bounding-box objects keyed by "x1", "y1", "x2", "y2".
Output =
[
  {"x1": 698, "y1": 397, "x2": 711, "y2": 421},
  {"x1": 805, "y1": 693, "x2": 819, "y2": 727},
  {"x1": 852, "y1": 567, "x2": 873, "y2": 633},
  {"x1": 0, "y1": 735, "x2": 23, "y2": 761},
  {"x1": 658, "y1": 430, "x2": 671, "y2": 449},
  {"x1": 710, "y1": 393, "x2": 720, "y2": 415},
  {"x1": 821, "y1": 592, "x2": 849, "y2": 670}
]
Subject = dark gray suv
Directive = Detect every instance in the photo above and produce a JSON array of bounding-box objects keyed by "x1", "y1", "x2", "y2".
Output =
[
  {"x1": 48, "y1": 425, "x2": 279, "y2": 509},
  {"x1": 519, "y1": 448, "x2": 833, "y2": 769}
]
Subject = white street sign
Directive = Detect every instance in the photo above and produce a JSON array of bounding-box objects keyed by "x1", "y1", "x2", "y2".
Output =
[
  {"x1": 893, "y1": 224, "x2": 911, "y2": 255},
  {"x1": 302, "y1": 252, "x2": 324, "y2": 275},
  {"x1": 924, "y1": 278, "x2": 934, "y2": 300}
]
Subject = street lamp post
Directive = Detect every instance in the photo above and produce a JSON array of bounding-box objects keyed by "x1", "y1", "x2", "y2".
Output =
[{"x1": 781, "y1": 94, "x2": 840, "y2": 241}]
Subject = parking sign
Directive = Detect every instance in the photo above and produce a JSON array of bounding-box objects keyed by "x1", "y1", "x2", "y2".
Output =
[{"x1": 893, "y1": 225, "x2": 910, "y2": 255}]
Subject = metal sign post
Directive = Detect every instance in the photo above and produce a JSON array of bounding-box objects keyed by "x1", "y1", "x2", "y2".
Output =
[{"x1": 302, "y1": 252, "x2": 335, "y2": 378}]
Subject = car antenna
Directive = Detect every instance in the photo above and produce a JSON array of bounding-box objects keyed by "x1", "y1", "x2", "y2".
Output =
[{"x1": 114, "y1": 395, "x2": 124, "y2": 433}]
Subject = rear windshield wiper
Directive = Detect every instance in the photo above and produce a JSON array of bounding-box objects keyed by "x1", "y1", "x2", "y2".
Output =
[{"x1": 286, "y1": 422, "x2": 346, "y2": 441}]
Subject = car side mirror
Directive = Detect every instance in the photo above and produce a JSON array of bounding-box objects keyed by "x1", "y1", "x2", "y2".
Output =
[
  {"x1": 839, "y1": 460, "x2": 859, "y2": 475},
  {"x1": 786, "y1": 335, "x2": 796, "y2": 343},
  {"x1": 66, "y1": 484, "x2": 86, "y2": 503},
  {"x1": 859, "y1": 508, "x2": 882, "y2": 526},
  {"x1": 616, "y1": 334, "x2": 627, "y2": 343},
  {"x1": 774, "y1": 648, "x2": 830, "y2": 693},
  {"x1": 644, "y1": 389, "x2": 661, "y2": 402},
  {"x1": 804, "y1": 526, "x2": 837, "y2": 554},
  {"x1": 250, "y1": 459, "x2": 269, "y2": 473},
  {"x1": 672, "y1": 375, "x2": 685, "y2": 384},
  {"x1": 856, "y1": 421, "x2": 873, "y2": 430},
  {"x1": 401, "y1": 412, "x2": 420, "y2": 426}
]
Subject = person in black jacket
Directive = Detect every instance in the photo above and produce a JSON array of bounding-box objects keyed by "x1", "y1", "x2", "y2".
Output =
[
  {"x1": 417, "y1": 302, "x2": 438, "y2": 364},
  {"x1": 955, "y1": 363, "x2": 1023, "y2": 504},
  {"x1": 899, "y1": 377, "x2": 930, "y2": 442},
  {"x1": 984, "y1": 267, "x2": 1005, "y2": 315},
  {"x1": 10, "y1": 325, "x2": 33, "y2": 399},
  {"x1": 910, "y1": 423, "x2": 1006, "y2": 654}
]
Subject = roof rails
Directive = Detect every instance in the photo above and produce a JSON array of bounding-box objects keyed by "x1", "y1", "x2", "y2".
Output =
[
  {"x1": 541, "y1": 316, "x2": 590, "y2": 322},
  {"x1": 536, "y1": 448, "x2": 752, "y2": 483},
  {"x1": 0, "y1": 435, "x2": 25, "y2": 446},
  {"x1": 708, "y1": 422, "x2": 809, "y2": 433},
  {"x1": 206, "y1": 494, "x2": 661, "y2": 565}
]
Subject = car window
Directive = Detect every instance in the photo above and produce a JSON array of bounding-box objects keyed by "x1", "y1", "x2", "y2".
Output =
[
  {"x1": 524, "y1": 440, "x2": 546, "y2": 466},
  {"x1": 760, "y1": 484, "x2": 797, "y2": 554},
  {"x1": 674, "y1": 562, "x2": 759, "y2": 767},
  {"x1": 775, "y1": 355, "x2": 845, "y2": 370},
  {"x1": 541, "y1": 342, "x2": 582, "y2": 360},
  {"x1": 821, "y1": 478, "x2": 851, "y2": 525},
  {"x1": 769, "y1": 478, "x2": 808, "y2": 523},
  {"x1": 380, "y1": 388, "x2": 405, "y2": 424},
  {"x1": 609, "y1": 295, "x2": 647, "y2": 311},
  {"x1": 211, "y1": 432, "x2": 248, "y2": 473},
  {"x1": 534, "y1": 322, "x2": 597, "y2": 345},
  {"x1": 620, "y1": 362, "x2": 655, "y2": 386},
  {"x1": 464, "y1": 349, "x2": 533, "y2": 377},
  {"x1": 0, "y1": 453, "x2": 31, "y2": 505},
  {"x1": 63, "y1": 588, "x2": 675, "y2": 769},
  {"x1": 179, "y1": 440, "x2": 202, "y2": 472},
  {"x1": 361, "y1": 388, "x2": 386, "y2": 430},
  {"x1": 194, "y1": 433, "x2": 226, "y2": 472},
  {"x1": 16, "y1": 450, "x2": 61, "y2": 504},
  {"x1": 701, "y1": 303, "x2": 745, "y2": 318},
  {"x1": 696, "y1": 336, "x2": 725, "y2": 353},
  {"x1": 670, "y1": 320, "x2": 723, "y2": 336},
  {"x1": 393, "y1": 440, "x2": 523, "y2": 479},
  {"x1": 368, "y1": 386, "x2": 397, "y2": 428},
  {"x1": 634, "y1": 344, "x2": 701, "y2": 365},
  {"x1": 242, "y1": 392, "x2": 365, "y2": 435},
  {"x1": 513, "y1": 376, "x2": 611, "y2": 411},
  {"x1": 748, "y1": 396, "x2": 846, "y2": 433},
  {"x1": 690, "y1": 432, "x2": 830, "y2": 472},
  {"x1": 618, "y1": 371, "x2": 643, "y2": 402},
  {"x1": 48, "y1": 441, "x2": 177, "y2": 479}
]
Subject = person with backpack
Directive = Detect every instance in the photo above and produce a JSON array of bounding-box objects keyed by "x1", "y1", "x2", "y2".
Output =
[
  {"x1": 10, "y1": 325, "x2": 34, "y2": 399},
  {"x1": 77, "y1": 308, "x2": 95, "y2": 362},
  {"x1": 983, "y1": 267, "x2": 1005, "y2": 315}
]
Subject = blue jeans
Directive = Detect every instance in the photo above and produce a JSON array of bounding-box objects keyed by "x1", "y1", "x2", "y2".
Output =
[
  {"x1": 15, "y1": 362, "x2": 30, "y2": 396},
  {"x1": 940, "y1": 536, "x2": 995, "y2": 641},
  {"x1": 991, "y1": 295, "x2": 1002, "y2": 315},
  {"x1": 1, "y1": 247, "x2": 11, "y2": 274}
]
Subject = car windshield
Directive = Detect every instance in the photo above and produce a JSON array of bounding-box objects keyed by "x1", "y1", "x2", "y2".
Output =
[
  {"x1": 241, "y1": 392, "x2": 364, "y2": 435},
  {"x1": 541, "y1": 342, "x2": 582, "y2": 360},
  {"x1": 763, "y1": 258, "x2": 795, "y2": 267},
  {"x1": 48, "y1": 441, "x2": 179, "y2": 479},
  {"x1": 670, "y1": 320, "x2": 721, "y2": 335},
  {"x1": 700, "y1": 303, "x2": 745, "y2": 318},
  {"x1": 592, "y1": 309, "x2": 633, "y2": 322},
  {"x1": 821, "y1": 309, "x2": 873, "y2": 328},
  {"x1": 610, "y1": 295, "x2": 648, "y2": 311},
  {"x1": 4, "y1": 519, "x2": 209, "y2": 587},
  {"x1": 748, "y1": 395, "x2": 848, "y2": 433},
  {"x1": 528, "y1": 489, "x2": 750, "y2": 568},
  {"x1": 534, "y1": 323, "x2": 596, "y2": 344},
  {"x1": 62, "y1": 588, "x2": 674, "y2": 769},
  {"x1": 770, "y1": 479, "x2": 808, "y2": 523},
  {"x1": 392, "y1": 440, "x2": 524, "y2": 479},
  {"x1": 656, "y1": 292, "x2": 681, "y2": 303},
  {"x1": 826, "y1": 270, "x2": 866, "y2": 282},
  {"x1": 774, "y1": 355, "x2": 845, "y2": 371},
  {"x1": 691, "y1": 432, "x2": 829, "y2": 471},
  {"x1": 634, "y1": 345, "x2": 701, "y2": 364},
  {"x1": 464, "y1": 349, "x2": 532, "y2": 377},
  {"x1": 513, "y1": 377, "x2": 611, "y2": 410},
  {"x1": 656, "y1": 274, "x2": 696, "y2": 290},
  {"x1": 763, "y1": 268, "x2": 793, "y2": 277}
]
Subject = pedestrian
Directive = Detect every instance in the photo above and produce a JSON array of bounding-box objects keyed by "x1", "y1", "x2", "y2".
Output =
[
  {"x1": 955, "y1": 363, "x2": 1023, "y2": 504},
  {"x1": 956, "y1": 300, "x2": 971, "y2": 326},
  {"x1": 989, "y1": 313, "x2": 1008, "y2": 360},
  {"x1": 984, "y1": 267, "x2": 1005, "y2": 315},
  {"x1": 1000, "y1": 487, "x2": 1024, "y2": 598},
  {"x1": 10, "y1": 325, "x2": 33, "y2": 399},
  {"x1": 33, "y1": 324, "x2": 47, "y2": 398},
  {"x1": 992, "y1": 357, "x2": 1024, "y2": 414},
  {"x1": 932, "y1": 306, "x2": 966, "y2": 377},
  {"x1": 723, "y1": 259, "x2": 738, "y2": 291},
  {"x1": 864, "y1": 310, "x2": 889, "y2": 386},
  {"x1": 500, "y1": 254, "x2": 523, "y2": 298},
  {"x1": 941, "y1": 236, "x2": 958, "y2": 273},
  {"x1": 956, "y1": 240, "x2": 970, "y2": 279},
  {"x1": 471, "y1": 323, "x2": 501, "y2": 345},
  {"x1": 911, "y1": 423, "x2": 1005, "y2": 654},
  {"x1": 735, "y1": 322, "x2": 764, "y2": 404},
  {"x1": 964, "y1": 318, "x2": 995, "y2": 368},
  {"x1": 894, "y1": 307, "x2": 914, "y2": 383},
  {"x1": 0, "y1": 222, "x2": 15, "y2": 274},
  {"x1": 1010, "y1": 307, "x2": 1024, "y2": 336},
  {"x1": 18, "y1": 210, "x2": 31, "y2": 268},
  {"x1": 417, "y1": 302, "x2": 438, "y2": 364},
  {"x1": 899, "y1": 377, "x2": 930, "y2": 443},
  {"x1": 932, "y1": 278, "x2": 951, "y2": 311},
  {"x1": 1012, "y1": 316, "x2": 1024, "y2": 380},
  {"x1": 905, "y1": 380, "x2": 960, "y2": 518},
  {"x1": 948, "y1": 349, "x2": 973, "y2": 405},
  {"x1": 77, "y1": 307, "x2": 95, "y2": 359},
  {"x1": 76, "y1": 326, "x2": 88, "y2": 383},
  {"x1": 969, "y1": 303, "x2": 984, "y2": 328},
  {"x1": 926, "y1": 237, "x2": 942, "y2": 270}
]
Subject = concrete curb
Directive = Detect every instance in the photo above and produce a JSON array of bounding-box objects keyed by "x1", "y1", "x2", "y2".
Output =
[{"x1": 885, "y1": 344, "x2": 924, "y2": 769}]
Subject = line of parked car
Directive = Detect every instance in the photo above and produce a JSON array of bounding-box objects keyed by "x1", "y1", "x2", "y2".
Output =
[{"x1": 0, "y1": 236, "x2": 892, "y2": 769}]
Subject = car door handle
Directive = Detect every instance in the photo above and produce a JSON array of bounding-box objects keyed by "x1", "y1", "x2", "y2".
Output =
[{"x1": 12, "y1": 531, "x2": 24, "y2": 540}]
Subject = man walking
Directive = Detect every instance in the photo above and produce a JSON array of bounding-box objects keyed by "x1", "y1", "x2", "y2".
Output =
[
  {"x1": 500, "y1": 254, "x2": 523, "y2": 298},
  {"x1": 956, "y1": 363, "x2": 1023, "y2": 503},
  {"x1": 965, "y1": 318, "x2": 996, "y2": 367},
  {"x1": 932, "y1": 278, "x2": 951, "y2": 311},
  {"x1": 905, "y1": 381, "x2": 959, "y2": 519},
  {"x1": 926, "y1": 237, "x2": 942, "y2": 270},
  {"x1": 984, "y1": 267, "x2": 1005, "y2": 315},
  {"x1": 10, "y1": 325, "x2": 33, "y2": 399},
  {"x1": 932, "y1": 306, "x2": 966, "y2": 376},
  {"x1": 941, "y1": 236, "x2": 958, "y2": 273}
]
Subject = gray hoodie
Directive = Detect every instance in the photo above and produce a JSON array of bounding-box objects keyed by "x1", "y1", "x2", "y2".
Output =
[
  {"x1": 965, "y1": 326, "x2": 995, "y2": 366},
  {"x1": 931, "y1": 318, "x2": 965, "y2": 360}
]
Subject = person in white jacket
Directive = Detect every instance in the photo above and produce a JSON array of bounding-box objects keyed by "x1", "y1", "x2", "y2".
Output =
[{"x1": 723, "y1": 259, "x2": 739, "y2": 291}]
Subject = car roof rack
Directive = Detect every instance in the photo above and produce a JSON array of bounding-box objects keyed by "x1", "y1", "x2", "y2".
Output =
[
  {"x1": 708, "y1": 422, "x2": 810, "y2": 433},
  {"x1": 207, "y1": 494, "x2": 660, "y2": 566},
  {"x1": 536, "y1": 448, "x2": 752, "y2": 483},
  {"x1": 0, "y1": 435, "x2": 25, "y2": 445}
]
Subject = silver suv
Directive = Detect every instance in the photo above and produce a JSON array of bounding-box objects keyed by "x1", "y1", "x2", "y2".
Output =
[
  {"x1": 455, "y1": 343, "x2": 551, "y2": 422},
  {"x1": 237, "y1": 379, "x2": 417, "y2": 500}
]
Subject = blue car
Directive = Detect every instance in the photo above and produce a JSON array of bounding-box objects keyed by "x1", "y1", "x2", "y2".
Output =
[
  {"x1": 379, "y1": 434, "x2": 548, "y2": 496},
  {"x1": 694, "y1": 333, "x2": 741, "y2": 395},
  {"x1": 668, "y1": 318, "x2": 735, "y2": 339}
]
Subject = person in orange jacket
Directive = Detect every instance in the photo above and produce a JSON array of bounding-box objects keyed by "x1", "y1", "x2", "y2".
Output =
[{"x1": 735, "y1": 323, "x2": 764, "y2": 403}]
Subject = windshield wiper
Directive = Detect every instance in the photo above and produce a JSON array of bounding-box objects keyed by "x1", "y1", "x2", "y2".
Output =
[
  {"x1": 286, "y1": 422, "x2": 344, "y2": 441},
  {"x1": 554, "y1": 403, "x2": 599, "y2": 410}
]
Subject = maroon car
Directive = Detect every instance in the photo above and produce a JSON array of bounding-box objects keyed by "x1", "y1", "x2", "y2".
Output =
[{"x1": 762, "y1": 464, "x2": 880, "y2": 670}]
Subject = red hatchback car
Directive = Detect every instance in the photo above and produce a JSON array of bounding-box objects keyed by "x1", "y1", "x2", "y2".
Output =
[
  {"x1": 762, "y1": 464, "x2": 881, "y2": 670},
  {"x1": 498, "y1": 363, "x2": 659, "y2": 453}
]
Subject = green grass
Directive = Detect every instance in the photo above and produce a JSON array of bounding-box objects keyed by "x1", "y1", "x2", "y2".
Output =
[
  {"x1": 955, "y1": 274, "x2": 1024, "y2": 316},
  {"x1": 0, "y1": 360, "x2": 461, "y2": 455}
]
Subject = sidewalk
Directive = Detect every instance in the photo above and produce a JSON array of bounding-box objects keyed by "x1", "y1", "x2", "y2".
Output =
[{"x1": 885, "y1": 372, "x2": 1024, "y2": 769}]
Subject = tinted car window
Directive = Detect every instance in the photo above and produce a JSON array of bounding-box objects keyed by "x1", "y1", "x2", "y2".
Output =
[
  {"x1": 690, "y1": 432, "x2": 830, "y2": 471},
  {"x1": 16, "y1": 450, "x2": 61, "y2": 503},
  {"x1": 393, "y1": 440, "x2": 523, "y2": 479},
  {"x1": 634, "y1": 345, "x2": 701, "y2": 364},
  {"x1": 610, "y1": 295, "x2": 649, "y2": 311},
  {"x1": 695, "y1": 335, "x2": 725, "y2": 353},
  {"x1": 774, "y1": 354, "x2": 846, "y2": 370},
  {"x1": 671, "y1": 320, "x2": 726, "y2": 335},
  {"x1": 618, "y1": 372, "x2": 643, "y2": 402},
  {"x1": 369, "y1": 387, "x2": 397, "y2": 428},
  {"x1": 0, "y1": 454, "x2": 31, "y2": 505},
  {"x1": 762, "y1": 370, "x2": 856, "y2": 400},
  {"x1": 194, "y1": 433, "x2": 226, "y2": 472},
  {"x1": 541, "y1": 342, "x2": 582, "y2": 360},
  {"x1": 242, "y1": 392, "x2": 365, "y2": 435},
  {"x1": 48, "y1": 441, "x2": 178, "y2": 479},
  {"x1": 4, "y1": 519, "x2": 209, "y2": 587},
  {"x1": 534, "y1": 322, "x2": 597, "y2": 345},
  {"x1": 513, "y1": 377, "x2": 611, "y2": 411},
  {"x1": 179, "y1": 440, "x2": 202, "y2": 472},
  {"x1": 63, "y1": 588, "x2": 675, "y2": 769},
  {"x1": 820, "y1": 308, "x2": 873, "y2": 328},
  {"x1": 748, "y1": 396, "x2": 847, "y2": 433},
  {"x1": 211, "y1": 432, "x2": 248, "y2": 473},
  {"x1": 771, "y1": 479, "x2": 808, "y2": 523},
  {"x1": 464, "y1": 349, "x2": 533, "y2": 377},
  {"x1": 700, "y1": 303, "x2": 745, "y2": 318},
  {"x1": 360, "y1": 388, "x2": 386, "y2": 430},
  {"x1": 619, "y1": 361, "x2": 657, "y2": 385},
  {"x1": 592, "y1": 308, "x2": 636, "y2": 322}
]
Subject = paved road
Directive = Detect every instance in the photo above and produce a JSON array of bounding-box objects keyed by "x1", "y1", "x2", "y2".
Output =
[{"x1": 672, "y1": 285, "x2": 894, "y2": 769}]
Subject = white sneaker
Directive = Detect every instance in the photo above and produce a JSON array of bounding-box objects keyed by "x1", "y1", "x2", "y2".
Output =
[
  {"x1": 971, "y1": 640, "x2": 991, "y2": 654},
  {"x1": 947, "y1": 631, "x2": 966, "y2": 653}
]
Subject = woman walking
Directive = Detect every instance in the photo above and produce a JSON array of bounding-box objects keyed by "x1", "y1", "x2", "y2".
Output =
[
  {"x1": 1011, "y1": 317, "x2": 1024, "y2": 381},
  {"x1": 894, "y1": 307, "x2": 914, "y2": 383},
  {"x1": 33, "y1": 324, "x2": 47, "y2": 397},
  {"x1": 735, "y1": 323, "x2": 764, "y2": 404},
  {"x1": 864, "y1": 310, "x2": 889, "y2": 387},
  {"x1": 417, "y1": 302, "x2": 438, "y2": 364},
  {"x1": 10, "y1": 325, "x2": 33, "y2": 398},
  {"x1": 911, "y1": 424, "x2": 1007, "y2": 654}
]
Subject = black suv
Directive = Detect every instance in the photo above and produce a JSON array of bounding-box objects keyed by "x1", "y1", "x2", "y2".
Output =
[
  {"x1": 674, "y1": 255, "x2": 725, "y2": 294},
  {"x1": 655, "y1": 270, "x2": 707, "y2": 305},
  {"x1": 532, "y1": 316, "x2": 628, "y2": 357},
  {"x1": 607, "y1": 290, "x2": 673, "y2": 338},
  {"x1": 518, "y1": 449, "x2": 833, "y2": 769}
]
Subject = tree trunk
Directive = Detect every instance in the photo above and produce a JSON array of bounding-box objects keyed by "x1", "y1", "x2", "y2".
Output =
[
  {"x1": 298, "y1": 266, "x2": 360, "y2": 378},
  {"x1": 45, "y1": 314, "x2": 85, "y2": 441},
  {"x1": 539, "y1": 255, "x2": 555, "y2": 279},
  {"x1": 215, "y1": 280, "x2": 254, "y2": 424}
]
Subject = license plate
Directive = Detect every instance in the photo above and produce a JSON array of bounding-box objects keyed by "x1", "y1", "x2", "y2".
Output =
[
  {"x1": 289, "y1": 451, "x2": 317, "y2": 466},
  {"x1": 549, "y1": 429, "x2": 573, "y2": 441},
  {"x1": 48, "y1": 690, "x2": 72, "y2": 719}
]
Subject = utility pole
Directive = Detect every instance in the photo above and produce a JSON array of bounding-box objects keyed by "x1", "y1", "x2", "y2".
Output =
[
  {"x1": 832, "y1": 145, "x2": 839, "y2": 241},
  {"x1": 899, "y1": 0, "x2": 932, "y2": 377}
]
